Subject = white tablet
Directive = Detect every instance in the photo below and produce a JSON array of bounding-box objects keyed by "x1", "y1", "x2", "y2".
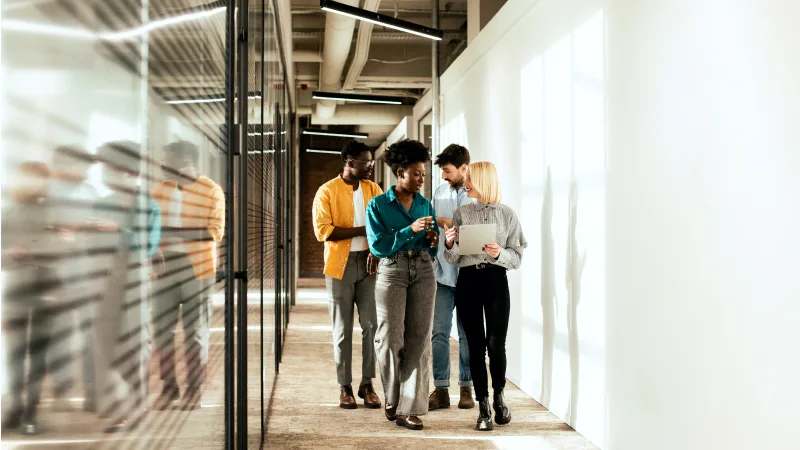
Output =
[{"x1": 458, "y1": 223, "x2": 497, "y2": 255}]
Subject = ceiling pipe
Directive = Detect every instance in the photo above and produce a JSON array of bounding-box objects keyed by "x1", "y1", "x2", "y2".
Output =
[
  {"x1": 311, "y1": 104, "x2": 413, "y2": 125},
  {"x1": 316, "y1": 0, "x2": 359, "y2": 119},
  {"x1": 342, "y1": 0, "x2": 381, "y2": 91}
]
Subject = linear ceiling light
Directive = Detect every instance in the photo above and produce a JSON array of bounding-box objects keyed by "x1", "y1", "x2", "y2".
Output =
[
  {"x1": 307, "y1": 149, "x2": 342, "y2": 155},
  {"x1": 166, "y1": 95, "x2": 261, "y2": 105},
  {"x1": 320, "y1": 0, "x2": 443, "y2": 41},
  {"x1": 3, "y1": 7, "x2": 225, "y2": 41},
  {"x1": 247, "y1": 131, "x2": 288, "y2": 136},
  {"x1": 312, "y1": 91, "x2": 403, "y2": 105},
  {"x1": 303, "y1": 128, "x2": 368, "y2": 139}
]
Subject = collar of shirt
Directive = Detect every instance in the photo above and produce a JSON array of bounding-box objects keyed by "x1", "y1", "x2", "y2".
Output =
[
  {"x1": 385, "y1": 184, "x2": 422, "y2": 210},
  {"x1": 474, "y1": 201, "x2": 498, "y2": 210}
]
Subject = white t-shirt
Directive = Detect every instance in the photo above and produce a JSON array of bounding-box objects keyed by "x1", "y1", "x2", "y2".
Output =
[{"x1": 350, "y1": 183, "x2": 368, "y2": 252}]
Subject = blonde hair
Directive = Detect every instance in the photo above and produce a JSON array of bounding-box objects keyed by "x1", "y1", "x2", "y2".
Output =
[{"x1": 468, "y1": 161, "x2": 502, "y2": 204}]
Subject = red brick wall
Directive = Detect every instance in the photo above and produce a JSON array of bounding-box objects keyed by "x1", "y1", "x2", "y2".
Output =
[{"x1": 299, "y1": 137, "x2": 347, "y2": 278}]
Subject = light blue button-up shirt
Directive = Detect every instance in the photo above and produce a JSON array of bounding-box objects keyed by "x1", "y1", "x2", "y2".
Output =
[{"x1": 433, "y1": 182, "x2": 471, "y2": 287}]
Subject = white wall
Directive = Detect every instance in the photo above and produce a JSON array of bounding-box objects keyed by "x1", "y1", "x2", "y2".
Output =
[
  {"x1": 605, "y1": 1, "x2": 800, "y2": 450},
  {"x1": 441, "y1": 0, "x2": 606, "y2": 445},
  {"x1": 441, "y1": 0, "x2": 800, "y2": 448}
]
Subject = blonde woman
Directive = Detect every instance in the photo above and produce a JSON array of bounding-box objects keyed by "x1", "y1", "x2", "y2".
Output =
[{"x1": 443, "y1": 161, "x2": 527, "y2": 431}]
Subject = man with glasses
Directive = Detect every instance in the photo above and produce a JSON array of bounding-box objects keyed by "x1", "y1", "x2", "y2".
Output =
[{"x1": 312, "y1": 141, "x2": 383, "y2": 410}]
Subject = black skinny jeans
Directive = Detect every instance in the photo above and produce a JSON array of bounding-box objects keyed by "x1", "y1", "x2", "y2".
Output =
[{"x1": 455, "y1": 264, "x2": 510, "y2": 400}]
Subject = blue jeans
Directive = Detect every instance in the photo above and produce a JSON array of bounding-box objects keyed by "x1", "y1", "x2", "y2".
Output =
[{"x1": 431, "y1": 282, "x2": 472, "y2": 388}]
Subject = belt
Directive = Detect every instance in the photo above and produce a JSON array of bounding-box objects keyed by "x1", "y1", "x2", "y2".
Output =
[
  {"x1": 389, "y1": 249, "x2": 425, "y2": 260},
  {"x1": 464, "y1": 262, "x2": 503, "y2": 271}
]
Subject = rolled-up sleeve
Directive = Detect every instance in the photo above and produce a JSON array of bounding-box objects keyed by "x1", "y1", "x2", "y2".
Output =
[
  {"x1": 207, "y1": 184, "x2": 225, "y2": 242},
  {"x1": 312, "y1": 185, "x2": 334, "y2": 242},
  {"x1": 366, "y1": 198, "x2": 415, "y2": 259},
  {"x1": 494, "y1": 209, "x2": 527, "y2": 270},
  {"x1": 444, "y1": 208, "x2": 462, "y2": 264}
]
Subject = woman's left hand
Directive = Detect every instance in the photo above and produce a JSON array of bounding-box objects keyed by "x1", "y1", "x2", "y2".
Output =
[
  {"x1": 483, "y1": 243, "x2": 501, "y2": 259},
  {"x1": 426, "y1": 230, "x2": 439, "y2": 248}
]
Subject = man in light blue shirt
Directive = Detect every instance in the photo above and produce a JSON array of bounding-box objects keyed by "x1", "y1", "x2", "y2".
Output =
[{"x1": 428, "y1": 144, "x2": 474, "y2": 410}]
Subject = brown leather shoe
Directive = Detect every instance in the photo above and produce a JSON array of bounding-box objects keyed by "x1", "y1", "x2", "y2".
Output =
[
  {"x1": 181, "y1": 388, "x2": 202, "y2": 410},
  {"x1": 384, "y1": 402, "x2": 397, "y2": 421},
  {"x1": 428, "y1": 388, "x2": 450, "y2": 410},
  {"x1": 155, "y1": 385, "x2": 180, "y2": 411},
  {"x1": 459, "y1": 387, "x2": 476, "y2": 409},
  {"x1": 339, "y1": 385, "x2": 357, "y2": 409},
  {"x1": 357, "y1": 384, "x2": 381, "y2": 409},
  {"x1": 395, "y1": 415, "x2": 423, "y2": 430}
]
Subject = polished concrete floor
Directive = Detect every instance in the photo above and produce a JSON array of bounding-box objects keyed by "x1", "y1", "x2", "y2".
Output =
[
  {"x1": 1, "y1": 287, "x2": 597, "y2": 449},
  {"x1": 0, "y1": 288, "x2": 232, "y2": 450},
  {"x1": 265, "y1": 289, "x2": 598, "y2": 450}
]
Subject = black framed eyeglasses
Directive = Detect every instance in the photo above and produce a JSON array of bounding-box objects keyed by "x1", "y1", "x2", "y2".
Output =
[{"x1": 349, "y1": 159, "x2": 375, "y2": 168}]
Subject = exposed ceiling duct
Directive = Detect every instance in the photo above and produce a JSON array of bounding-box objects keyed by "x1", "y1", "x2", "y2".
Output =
[
  {"x1": 316, "y1": 0, "x2": 359, "y2": 119},
  {"x1": 342, "y1": 0, "x2": 381, "y2": 91},
  {"x1": 311, "y1": 104, "x2": 413, "y2": 125}
]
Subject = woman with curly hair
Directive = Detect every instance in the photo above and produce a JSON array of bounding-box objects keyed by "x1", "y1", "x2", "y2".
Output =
[{"x1": 366, "y1": 139, "x2": 439, "y2": 430}]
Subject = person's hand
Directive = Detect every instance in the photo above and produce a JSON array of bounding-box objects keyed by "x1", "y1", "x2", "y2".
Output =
[
  {"x1": 426, "y1": 231, "x2": 439, "y2": 248},
  {"x1": 444, "y1": 224, "x2": 457, "y2": 248},
  {"x1": 410, "y1": 216, "x2": 434, "y2": 233},
  {"x1": 437, "y1": 217, "x2": 453, "y2": 229},
  {"x1": 151, "y1": 250, "x2": 166, "y2": 280},
  {"x1": 367, "y1": 253, "x2": 380, "y2": 275},
  {"x1": 92, "y1": 217, "x2": 120, "y2": 232},
  {"x1": 57, "y1": 226, "x2": 76, "y2": 242},
  {"x1": 483, "y1": 243, "x2": 501, "y2": 259},
  {"x1": 9, "y1": 245, "x2": 29, "y2": 261}
]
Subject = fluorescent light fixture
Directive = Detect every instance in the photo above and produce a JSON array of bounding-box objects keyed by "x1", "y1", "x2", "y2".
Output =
[
  {"x1": 247, "y1": 131, "x2": 288, "y2": 136},
  {"x1": 2, "y1": 7, "x2": 225, "y2": 41},
  {"x1": 303, "y1": 128, "x2": 368, "y2": 139},
  {"x1": 307, "y1": 149, "x2": 342, "y2": 155},
  {"x1": 166, "y1": 95, "x2": 261, "y2": 105},
  {"x1": 321, "y1": 0, "x2": 443, "y2": 41},
  {"x1": 106, "y1": 6, "x2": 226, "y2": 40},
  {"x1": 312, "y1": 91, "x2": 403, "y2": 105}
]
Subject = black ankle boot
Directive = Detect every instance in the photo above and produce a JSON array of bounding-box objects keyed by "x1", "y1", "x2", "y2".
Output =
[
  {"x1": 493, "y1": 389, "x2": 511, "y2": 425},
  {"x1": 476, "y1": 396, "x2": 494, "y2": 431}
]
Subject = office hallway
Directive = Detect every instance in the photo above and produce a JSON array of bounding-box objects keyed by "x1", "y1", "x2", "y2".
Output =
[{"x1": 265, "y1": 289, "x2": 597, "y2": 450}]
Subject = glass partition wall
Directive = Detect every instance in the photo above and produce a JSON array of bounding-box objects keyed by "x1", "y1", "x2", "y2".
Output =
[{"x1": 0, "y1": 0, "x2": 293, "y2": 448}]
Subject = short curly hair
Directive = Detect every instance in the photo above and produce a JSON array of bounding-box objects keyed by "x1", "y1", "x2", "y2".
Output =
[
  {"x1": 383, "y1": 139, "x2": 430, "y2": 176},
  {"x1": 341, "y1": 140, "x2": 370, "y2": 164}
]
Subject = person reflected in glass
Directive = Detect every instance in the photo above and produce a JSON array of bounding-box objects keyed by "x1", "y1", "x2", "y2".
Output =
[
  {"x1": 366, "y1": 139, "x2": 439, "y2": 431},
  {"x1": 46, "y1": 146, "x2": 100, "y2": 413},
  {"x1": 91, "y1": 141, "x2": 161, "y2": 433},
  {"x1": 312, "y1": 141, "x2": 383, "y2": 410},
  {"x1": 1, "y1": 161, "x2": 60, "y2": 435},
  {"x1": 151, "y1": 141, "x2": 225, "y2": 411},
  {"x1": 444, "y1": 161, "x2": 527, "y2": 431}
]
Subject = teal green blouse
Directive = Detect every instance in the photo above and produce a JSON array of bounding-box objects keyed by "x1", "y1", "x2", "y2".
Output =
[{"x1": 366, "y1": 185, "x2": 438, "y2": 259}]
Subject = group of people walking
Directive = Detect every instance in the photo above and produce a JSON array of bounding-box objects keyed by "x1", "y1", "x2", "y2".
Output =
[
  {"x1": 312, "y1": 139, "x2": 527, "y2": 431},
  {"x1": 1, "y1": 140, "x2": 225, "y2": 435}
]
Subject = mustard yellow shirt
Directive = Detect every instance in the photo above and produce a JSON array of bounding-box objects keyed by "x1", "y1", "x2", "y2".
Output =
[
  {"x1": 312, "y1": 176, "x2": 383, "y2": 280},
  {"x1": 152, "y1": 176, "x2": 225, "y2": 280}
]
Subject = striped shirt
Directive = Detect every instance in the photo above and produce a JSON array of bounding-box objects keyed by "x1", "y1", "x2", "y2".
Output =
[{"x1": 444, "y1": 201, "x2": 527, "y2": 270}]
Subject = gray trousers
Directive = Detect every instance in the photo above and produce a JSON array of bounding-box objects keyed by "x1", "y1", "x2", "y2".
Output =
[
  {"x1": 374, "y1": 252, "x2": 436, "y2": 416},
  {"x1": 152, "y1": 251, "x2": 211, "y2": 391},
  {"x1": 326, "y1": 250, "x2": 377, "y2": 387}
]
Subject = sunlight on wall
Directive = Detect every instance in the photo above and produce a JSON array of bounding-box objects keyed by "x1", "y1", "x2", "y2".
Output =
[
  {"x1": 514, "y1": 11, "x2": 607, "y2": 441},
  {"x1": 440, "y1": 3, "x2": 606, "y2": 446}
]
